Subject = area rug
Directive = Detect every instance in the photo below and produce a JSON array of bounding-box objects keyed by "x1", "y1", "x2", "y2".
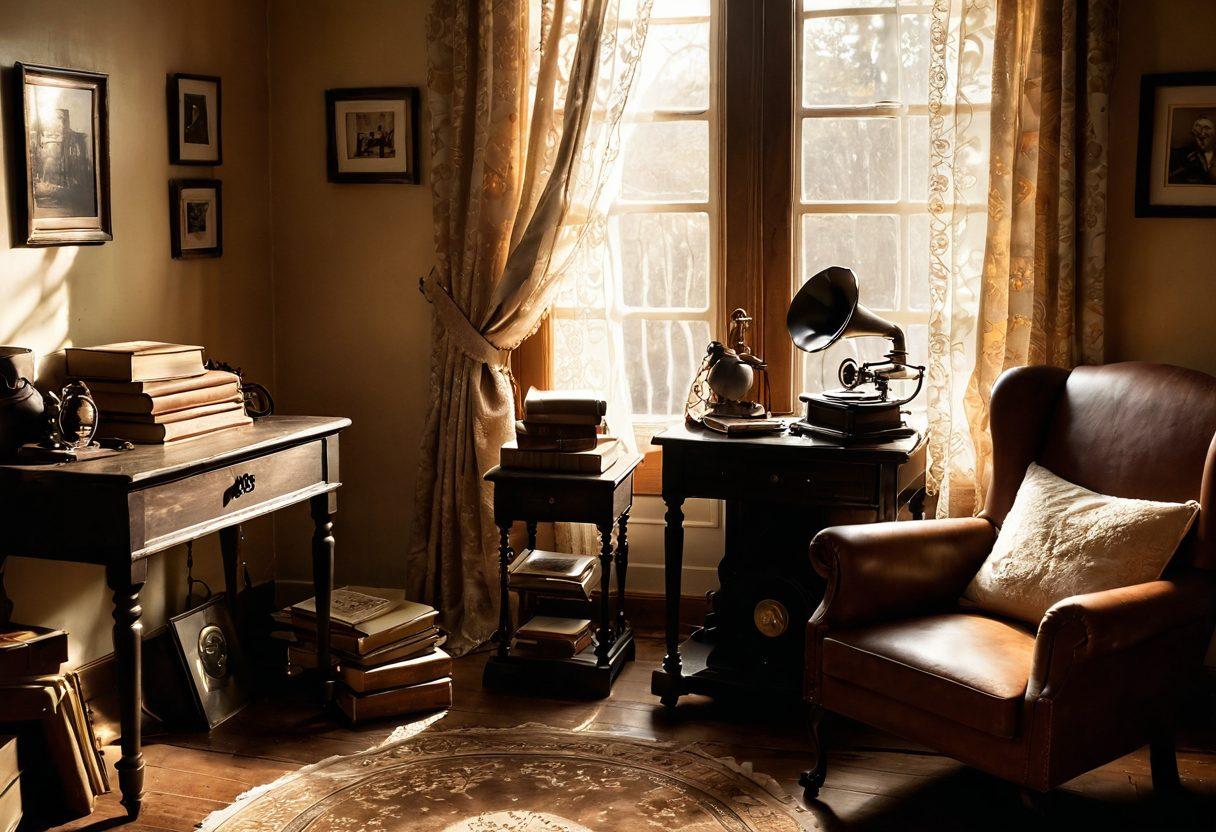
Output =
[{"x1": 200, "y1": 720, "x2": 811, "y2": 831}]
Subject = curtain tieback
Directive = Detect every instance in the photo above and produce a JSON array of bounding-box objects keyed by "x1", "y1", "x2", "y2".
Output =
[{"x1": 420, "y1": 270, "x2": 511, "y2": 371}]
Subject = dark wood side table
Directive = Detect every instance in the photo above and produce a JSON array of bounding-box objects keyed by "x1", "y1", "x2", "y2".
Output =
[
  {"x1": 483, "y1": 454, "x2": 642, "y2": 698},
  {"x1": 0, "y1": 415, "x2": 350, "y2": 818},
  {"x1": 651, "y1": 423, "x2": 926, "y2": 707}
]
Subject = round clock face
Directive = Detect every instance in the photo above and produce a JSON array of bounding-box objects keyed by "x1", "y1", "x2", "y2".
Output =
[
  {"x1": 753, "y1": 599, "x2": 789, "y2": 638},
  {"x1": 198, "y1": 624, "x2": 230, "y2": 679}
]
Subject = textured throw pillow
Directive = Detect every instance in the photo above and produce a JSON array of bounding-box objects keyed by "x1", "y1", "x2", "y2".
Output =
[{"x1": 963, "y1": 462, "x2": 1200, "y2": 626}]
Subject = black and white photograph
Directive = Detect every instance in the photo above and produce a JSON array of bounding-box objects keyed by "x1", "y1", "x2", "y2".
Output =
[
  {"x1": 169, "y1": 73, "x2": 222, "y2": 164},
  {"x1": 16, "y1": 63, "x2": 112, "y2": 245},
  {"x1": 169, "y1": 178, "x2": 222, "y2": 258},
  {"x1": 326, "y1": 87, "x2": 420, "y2": 183},
  {"x1": 1136, "y1": 71, "x2": 1216, "y2": 216}
]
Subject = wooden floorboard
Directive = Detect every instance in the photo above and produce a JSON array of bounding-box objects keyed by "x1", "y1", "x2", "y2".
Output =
[{"x1": 43, "y1": 636, "x2": 1216, "y2": 832}]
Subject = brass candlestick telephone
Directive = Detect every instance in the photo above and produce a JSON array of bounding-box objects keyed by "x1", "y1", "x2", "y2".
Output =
[
  {"x1": 685, "y1": 308, "x2": 774, "y2": 430},
  {"x1": 787, "y1": 266, "x2": 924, "y2": 442}
]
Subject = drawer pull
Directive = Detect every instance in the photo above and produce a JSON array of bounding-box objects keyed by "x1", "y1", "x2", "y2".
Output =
[{"x1": 230, "y1": 473, "x2": 257, "y2": 500}]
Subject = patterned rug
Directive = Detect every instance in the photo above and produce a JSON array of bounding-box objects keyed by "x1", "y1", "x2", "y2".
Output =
[{"x1": 200, "y1": 721, "x2": 811, "y2": 831}]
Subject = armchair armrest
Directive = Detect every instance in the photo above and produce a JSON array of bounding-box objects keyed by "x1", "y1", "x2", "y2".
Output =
[
  {"x1": 1029, "y1": 576, "x2": 1216, "y2": 698},
  {"x1": 810, "y1": 517, "x2": 997, "y2": 628}
]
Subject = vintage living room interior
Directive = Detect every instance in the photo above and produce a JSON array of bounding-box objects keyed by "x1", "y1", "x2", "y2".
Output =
[{"x1": 2, "y1": 1, "x2": 1216, "y2": 830}]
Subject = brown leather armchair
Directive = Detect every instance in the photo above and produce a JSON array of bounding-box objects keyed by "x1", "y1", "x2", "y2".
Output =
[{"x1": 801, "y1": 362, "x2": 1216, "y2": 800}]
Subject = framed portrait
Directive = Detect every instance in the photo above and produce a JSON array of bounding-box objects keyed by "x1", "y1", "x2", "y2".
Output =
[
  {"x1": 169, "y1": 179, "x2": 222, "y2": 258},
  {"x1": 15, "y1": 63, "x2": 112, "y2": 246},
  {"x1": 1136, "y1": 72, "x2": 1216, "y2": 218},
  {"x1": 169, "y1": 594, "x2": 250, "y2": 729},
  {"x1": 169, "y1": 73, "x2": 222, "y2": 165},
  {"x1": 325, "y1": 87, "x2": 420, "y2": 184}
]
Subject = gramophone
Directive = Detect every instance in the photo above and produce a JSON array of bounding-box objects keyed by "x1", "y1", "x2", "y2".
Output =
[{"x1": 787, "y1": 266, "x2": 924, "y2": 442}]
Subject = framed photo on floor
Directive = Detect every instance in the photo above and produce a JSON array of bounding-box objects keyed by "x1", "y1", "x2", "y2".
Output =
[
  {"x1": 169, "y1": 73, "x2": 222, "y2": 165},
  {"x1": 325, "y1": 87, "x2": 420, "y2": 184},
  {"x1": 169, "y1": 594, "x2": 250, "y2": 729},
  {"x1": 169, "y1": 178, "x2": 222, "y2": 258},
  {"x1": 1136, "y1": 71, "x2": 1216, "y2": 218},
  {"x1": 15, "y1": 63, "x2": 112, "y2": 246}
]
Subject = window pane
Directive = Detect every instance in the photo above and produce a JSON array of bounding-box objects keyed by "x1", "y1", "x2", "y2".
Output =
[
  {"x1": 900, "y1": 14, "x2": 930, "y2": 105},
  {"x1": 633, "y1": 21, "x2": 710, "y2": 110},
  {"x1": 801, "y1": 214, "x2": 899, "y2": 310},
  {"x1": 802, "y1": 15, "x2": 899, "y2": 107},
  {"x1": 624, "y1": 319, "x2": 710, "y2": 417},
  {"x1": 621, "y1": 121, "x2": 709, "y2": 202},
  {"x1": 906, "y1": 115, "x2": 928, "y2": 201},
  {"x1": 653, "y1": 0, "x2": 710, "y2": 16},
  {"x1": 554, "y1": 318, "x2": 611, "y2": 393},
  {"x1": 908, "y1": 214, "x2": 930, "y2": 311},
  {"x1": 615, "y1": 213, "x2": 710, "y2": 309},
  {"x1": 801, "y1": 117, "x2": 899, "y2": 202},
  {"x1": 803, "y1": 0, "x2": 895, "y2": 10}
]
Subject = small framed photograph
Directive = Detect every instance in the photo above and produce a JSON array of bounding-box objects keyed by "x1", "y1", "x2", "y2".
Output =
[
  {"x1": 1136, "y1": 71, "x2": 1216, "y2": 218},
  {"x1": 15, "y1": 63, "x2": 112, "y2": 246},
  {"x1": 169, "y1": 595, "x2": 250, "y2": 729},
  {"x1": 326, "y1": 87, "x2": 420, "y2": 184},
  {"x1": 169, "y1": 73, "x2": 221, "y2": 165},
  {"x1": 169, "y1": 179, "x2": 222, "y2": 258}
]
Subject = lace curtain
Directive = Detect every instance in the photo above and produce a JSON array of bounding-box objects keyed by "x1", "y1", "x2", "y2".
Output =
[
  {"x1": 926, "y1": 0, "x2": 1116, "y2": 517},
  {"x1": 409, "y1": 0, "x2": 651, "y2": 655}
]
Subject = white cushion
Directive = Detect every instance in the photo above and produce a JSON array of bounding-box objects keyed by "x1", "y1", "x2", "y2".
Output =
[{"x1": 963, "y1": 463, "x2": 1199, "y2": 626}]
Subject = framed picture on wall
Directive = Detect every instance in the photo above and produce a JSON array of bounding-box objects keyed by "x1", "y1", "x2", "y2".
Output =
[
  {"x1": 1136, "y1": 71, "x2": 1216, "y2": 218},
  {"x1": 15, "y1": 63, "x2": 112, "y2": 246},
  {"x1": 325, "y1": 87, "x2": 420, "y2": 184},
  {"x1": 169, "y1": 73, "x2": 222, "y2": 165},
  {"x1": 169, "y1": 179, "x2": 222, "y2": 258}
]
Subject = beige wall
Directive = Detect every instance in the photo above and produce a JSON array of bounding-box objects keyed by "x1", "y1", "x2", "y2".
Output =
[
  {"x1": 267, "y1": 0, "x2": 434, "y2": 587},
  {"x1": 1107, "y1": 0, "x2": 1216, "y2": 375},
  {"x1": 0, "y1": 0, "x2": 275, "y2": 666}
]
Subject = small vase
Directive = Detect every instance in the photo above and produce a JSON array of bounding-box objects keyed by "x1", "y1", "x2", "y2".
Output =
[{"x1": 0, "y1": 347, "x2": 46, "y2": 458}]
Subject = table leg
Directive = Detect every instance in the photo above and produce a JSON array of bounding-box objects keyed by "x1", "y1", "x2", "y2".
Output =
[
  {"x1": 106, "y1": 559, "x2": 148, "y2": 818},
  {"x1": 497, "y1": 524, "x2": 513, "y2": 659},
  {"x1": 219, "y1": 524, "x2": 241, "y2": 620},
  {"x1": 661, "y1": 496, "x2": 685, "y2": 704},
  {"x1": 0, "y1": 554, "x2": 11, "y2": 625},
  {"x1": 310, "y1": 494, "x2": 336, "y2": 704},
  {"x1": 615, "y1": 513, "x2": 629, "y2": 633},
  {"x1": 910, "y1": 487, "x2": 927, "y2": 521},
  {"x1": 526, "y1": 520, "x2": 537, "y2": 551},
  {"x1": 595, "y1": 523, "x2": 614, "y2": 667}
]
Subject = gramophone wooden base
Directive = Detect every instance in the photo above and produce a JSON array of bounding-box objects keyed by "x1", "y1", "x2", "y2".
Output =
[{"x1": 795, "y1": 394, "x2": 912, "y2": 442}]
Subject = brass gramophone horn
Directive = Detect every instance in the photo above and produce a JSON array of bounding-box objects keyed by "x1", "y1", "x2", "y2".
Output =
[{"x1": 787, "y1": 266, "x2": 906, "y2": 359}]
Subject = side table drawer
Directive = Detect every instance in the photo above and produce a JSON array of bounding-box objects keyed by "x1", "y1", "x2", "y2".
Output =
[
  {"x1": 680, "y1": 455, "x2": 877, "y2": 505},
  {"x1": 138, "y1": 441, "x2": 326, "y2": 549}
]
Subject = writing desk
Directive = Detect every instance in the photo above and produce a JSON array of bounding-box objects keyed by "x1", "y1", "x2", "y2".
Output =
[{"x1": 0, "y1": 415, "x2": 349, "y2": 818}]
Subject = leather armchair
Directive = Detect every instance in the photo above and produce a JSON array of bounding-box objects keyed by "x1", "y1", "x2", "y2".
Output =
[{"x1": 801, "y1": 362, "x2": 1216, "y2": 799}]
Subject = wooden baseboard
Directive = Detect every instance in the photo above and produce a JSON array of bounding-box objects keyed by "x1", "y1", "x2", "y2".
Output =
[{"x1": 621, "y1": 591, "x2": 708, "y2": 637}]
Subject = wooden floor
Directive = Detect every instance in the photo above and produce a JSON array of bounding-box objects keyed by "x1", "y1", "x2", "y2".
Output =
[{"x1": 48, "y1": 637, "x2": 1216, "y2": 832}]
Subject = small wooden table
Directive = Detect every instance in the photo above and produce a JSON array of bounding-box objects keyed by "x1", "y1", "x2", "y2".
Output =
[
  {"x1": 0, "y1": 415, "x2": 350, "y2": 818},
  {"x1": 483, "y1": 455, "x2": 641, "y2": 698}
]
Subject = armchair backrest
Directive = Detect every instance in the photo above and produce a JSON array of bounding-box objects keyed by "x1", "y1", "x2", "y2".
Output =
[{"x1": 983, "y1": 362, "x2": 1216, "y2": 570}]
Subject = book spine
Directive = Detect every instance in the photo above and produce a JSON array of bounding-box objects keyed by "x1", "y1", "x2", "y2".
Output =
[{"x1": 499, "y1": 448, "x2": 600, "y2": 474}]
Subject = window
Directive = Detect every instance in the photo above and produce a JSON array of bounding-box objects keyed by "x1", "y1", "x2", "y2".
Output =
[{"x1": 550, "y1": 0, "x2": 718, "y2": 440}]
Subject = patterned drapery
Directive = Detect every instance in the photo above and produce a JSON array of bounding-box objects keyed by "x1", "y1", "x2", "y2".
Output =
[
  {"x1": 926, "y1": 0, "x2": 1117, "y2": 517},
  {"x1": 409, "y1": 0, "x2": 651, "y2": 654}
]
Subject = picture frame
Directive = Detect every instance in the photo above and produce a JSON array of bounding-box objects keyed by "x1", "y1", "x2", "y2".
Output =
[
  {"x1": 325, "y1": 87, "x2": 420, "y2": 184},
  {"x1": 168, "y1": 594, "x2": 250, "y2": 729},
  {"x1": 14, "y1": 62, "x2": 112, "y2": 246},
  {"x1": 1135, "y1": 71, "x2": 1216, "y2": 218},
  {"x1": 169, "y1": 73, "x2": 222, "y2": 165},
  {"x1": 169, "y1": 178, "x2": 222, "y2": 258}
]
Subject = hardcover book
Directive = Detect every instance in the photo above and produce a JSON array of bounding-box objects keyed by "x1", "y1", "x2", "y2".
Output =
[
  {"x1": 82, "y1": 368, "x2": 236, "y2": 397},
  {"x1": 65, "y1": 341, "x2": 206, "y2": 382},
  {"x1": 339, "y1": 648, "x2": 452, "y2": 693},
  {"x1": 522, "y1": 389, "x2": 607, "y2": 425},
  {"x1": 100, "y1": 408, "x2": 251, "y2": 443},
  {"x1": 292, "y1": 587, "x2": 397, "y2": 628},
  {"x1": 499, "y1": 436, "x2": 621, "y2": 474},
  {"x1": 335, "y1": 677, "x2": 452, "y2": 724},
  {"x1": 90, "y1": 379, "x2": 242, "y2": 416}
]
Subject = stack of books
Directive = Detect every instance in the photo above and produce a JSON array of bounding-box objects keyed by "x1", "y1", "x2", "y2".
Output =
[
  {"x1": 500, "y1": 389, "x2": 620, "y2": 474},
  {"x1": 65, "y1": 341, "x2": 251, "y2": 444},
  {"x1": 511, "y1": 616, "x2": 595, "y2": 659},
  {"x1": 278, "y1": 587, "x2": 452, "y2": 724},
  {"x1": 508, "y1": 549, "x2": 599, "y2": 601}
]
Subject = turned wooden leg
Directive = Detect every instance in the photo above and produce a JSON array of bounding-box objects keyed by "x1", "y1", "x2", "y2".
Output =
[
  {"x1": 496, "y1": 524, "x2": 513, "y2": 660},
  {"x1": 909, "y1": 487, "x2": 927, "y2": 521},
  {"x1": 1151, "y1": 734, "x2": 1182, "y2": 793},
  {"x1": 799, "y1": 704, "x2": 828, "y2": 801},
  {"x1": 0, "y1": 553, "x2": 11, "y2": 625},
  {"x1": 310, "y1": 494, "x2": 336, "y2": 704},
  {"x1": 661, "y1": 496, "x2": 685, "y2": 707},
  {"x1": 107, "y1": 559, "x2": 148, "y2": 818},
  {"x1": 615, "y1": 513, "x2": 629, "y2": 634},
  {"x1": 595, "y1": 522, "x2": 615, "y2": 667}
]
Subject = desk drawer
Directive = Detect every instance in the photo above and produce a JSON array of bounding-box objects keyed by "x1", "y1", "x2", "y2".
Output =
[
  {"x1": 680, "y1": 455, "x2": 877, "y2": 505},
  {"x1": 139, "y1": 441, "x2": 325, "y2": 546}
]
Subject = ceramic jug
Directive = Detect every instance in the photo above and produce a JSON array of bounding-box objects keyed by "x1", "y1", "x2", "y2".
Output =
[{"x1": 0, "y1": 347, "x2": 45, "y2": 457}]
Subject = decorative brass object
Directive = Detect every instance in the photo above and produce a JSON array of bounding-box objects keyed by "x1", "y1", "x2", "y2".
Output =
[
  {"x1": 685, "y1": 308, "x2": 770, "y2": 425},
  {"x1": 197, "y1": 624, "x2": 230, "y2": 680},
  {"x1": 753, "y1": 599, "x2": 790, "y2": 639}
]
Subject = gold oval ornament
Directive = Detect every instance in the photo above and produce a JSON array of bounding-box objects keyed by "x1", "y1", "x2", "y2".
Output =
[{"x1": 753, "y1": 599, "x2": 789, "y2": 638}]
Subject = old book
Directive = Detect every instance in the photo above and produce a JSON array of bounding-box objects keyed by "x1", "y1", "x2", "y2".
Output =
[
  {"x1": 508, "y1": 550, "x2": 599, "y2": 599},
  {"x1": 514, "y1": 420, "x2": 598, "y2": 451},
  {"x1": 82, "y1": 368, "x2": 236, "y2": 397},
  {"x1": 289, "y1": 627, "x2": 442, "y2": 671},
  {"x1": 0, "y1": 737, "x2": 18, "y2": 832},
  {"x1": 522, "y1": 389, "x2": 607, "y2": 425},
  {"x1": 0, "y1": 679, "x2": 94, "y2": 818},
  {"x1": 335, "y1": 677, "x2": 452, "y2": 724},
  {"x1": 292, "y1": 601, "x2": 439, "y2": 656},
  {"x1": 0, "y1": 626, "x2": 67, "y2": 679},
  {"x1": 292, "y1": 587, "x2": 397, "y2": 628},
  {"x1": 701, "y1": 415, "x2": 785, "y2": 436},
  {"x1": 511, "y1": 629, "x2": 593, "y2": 659},
  {"x1": 90, "y1": 380, "x2": 241, "y2": 416},
  {"x1": 512, "y1": 616, "x2": 594, "y2": 659},
  {"x1": 101, "y1": 400, "x2": 243, "y2": 425},
  {"x1": 100, "y1": 408, "x2": 252, "y2": 443},
  {"x1": 65, "y1": 341, "x2": 205, "y2": 382},
  {"x1": 515, "y1": 420, "x2": 600, "y2": 439},
  {"x1": 500, "y1": 436, "x2": 621, "y2": 475},
  {"x1": 340, "y1": 648, "x2": 451, "y2": 694}
]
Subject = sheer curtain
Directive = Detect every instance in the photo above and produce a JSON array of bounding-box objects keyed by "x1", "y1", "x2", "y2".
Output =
[{"x1": 409, "y1": 0, "x2": 651, "y2": 655}]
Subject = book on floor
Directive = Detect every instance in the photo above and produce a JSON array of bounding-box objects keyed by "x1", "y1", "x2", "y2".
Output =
[
  {"x1": 292, "y1": 587, "x2": 397, "y2": 628},
  {"x1": 335, "y1": 676, "x2": 452, "y2": 724},
  {"x1": 100, "y1": 407, "x2": 252, "y2": 443},
  {"x1": 65, "y1": 341, "x2": 206, "y2": 382},
  {"x1": 339, "y1": 648, "x2": 452, "y2": 694},
  {"x1": 291, "y1": 596, "x2": 439, "y2": 656},
  {"x1": 522, "y1": 389, "x2": 607, "y2": 425},
  {"x1": 0, "y1": 625, "x2": 68, "y2": 679},
  {"x1": 500, "y1": 436, "x2": 621, "y2": 475},
  {"x1": 89, "y1": 373, "x2": 241, "y2": 416}
]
